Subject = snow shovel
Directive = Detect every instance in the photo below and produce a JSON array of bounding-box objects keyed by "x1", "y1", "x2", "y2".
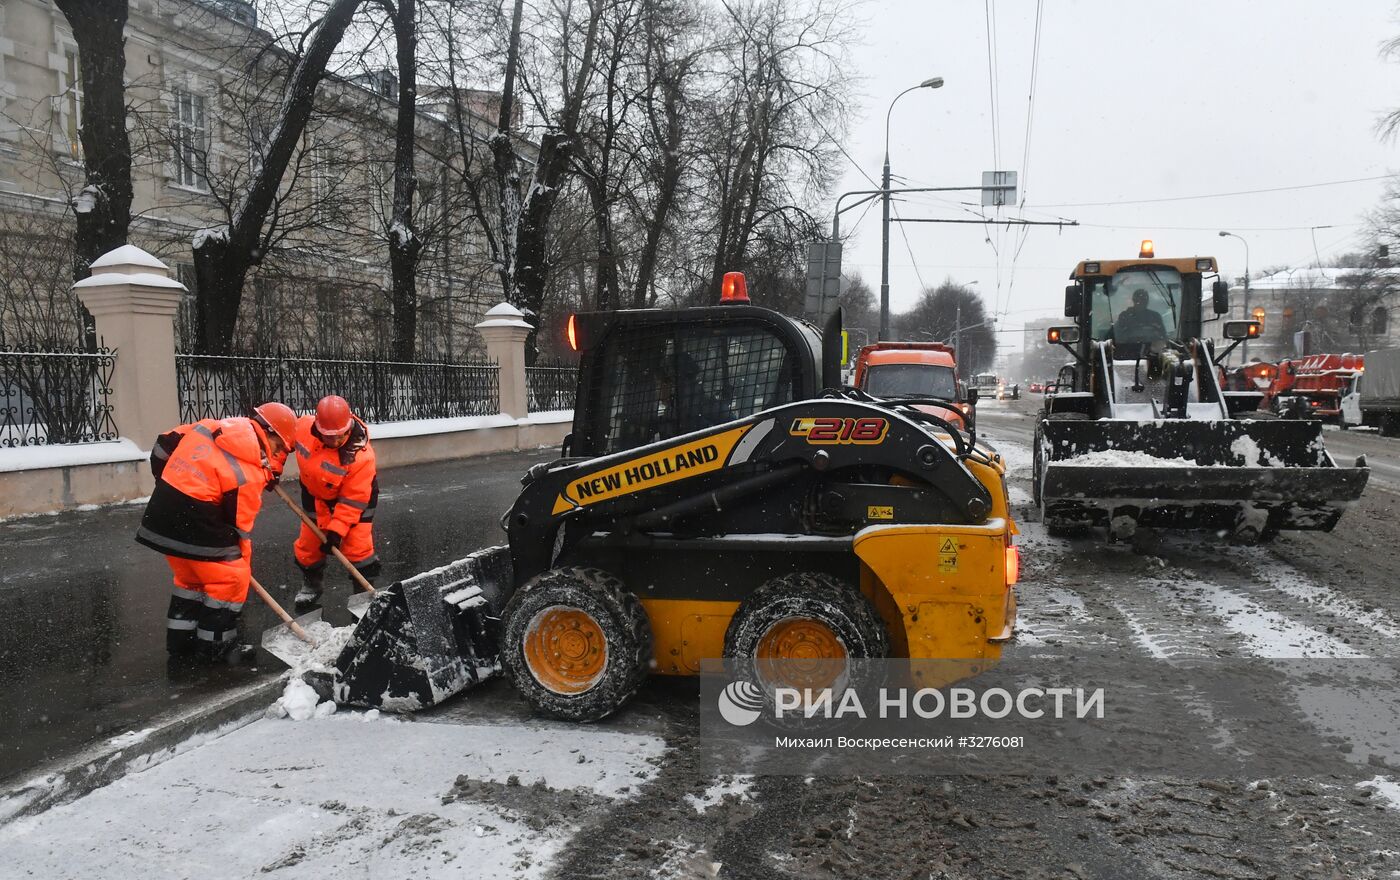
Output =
[
  {"x1": 252, "y1": 575, "x2": 322, "y2": 667},
  {"x1": 272, "y1": 484, "x2": 376, "y2": 619}
]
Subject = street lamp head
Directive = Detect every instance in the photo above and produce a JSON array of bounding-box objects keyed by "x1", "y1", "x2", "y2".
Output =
[
  {"x1": 920, "y1": 77, "x2": 945, "y2": 89},
  {"x1": 1218, "y1": 231, "x2": 1230, "y2": 237}
]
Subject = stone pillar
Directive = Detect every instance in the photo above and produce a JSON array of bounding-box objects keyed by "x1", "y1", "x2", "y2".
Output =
[
  {"x1": 73, "y1": 245, "x2": 187, "y2": 446},
  {"x1": 475, "y1": 302, "x2": 533, "y2": 419}
]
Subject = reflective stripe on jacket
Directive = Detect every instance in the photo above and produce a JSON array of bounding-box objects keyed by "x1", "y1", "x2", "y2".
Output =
[
  {"x1": 295, "y1": 414, "x2": 378, "y2": 538},
  {"x1": 136, "y1": 418, "x2": 272, "y2": 561}
]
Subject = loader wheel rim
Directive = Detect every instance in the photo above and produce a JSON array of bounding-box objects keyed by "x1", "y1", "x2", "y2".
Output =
[
  {"x1": 523, "y1": 606, "x2": 608, "y2": 695},
  {"x1": 755, "y1": 617, "x2": 848, "y2": 692}
]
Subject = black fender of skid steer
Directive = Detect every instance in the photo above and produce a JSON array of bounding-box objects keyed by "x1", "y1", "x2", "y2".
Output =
[{"x1": 501, "y1": 399, "x2": 996, "y2": 587}]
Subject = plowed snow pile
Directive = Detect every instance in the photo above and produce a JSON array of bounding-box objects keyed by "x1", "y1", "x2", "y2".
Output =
[{"x1": 1059, "y1": 449, "x2": 1197, "y2": 467}]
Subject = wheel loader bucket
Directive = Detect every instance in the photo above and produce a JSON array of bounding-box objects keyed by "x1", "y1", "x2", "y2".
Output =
[
  {"x1": 1038, "y1": 419, "x2": 1368, "y2": 535},
  {"x1": 305, "y1": 546, "x2": 514, "y2": 711}
]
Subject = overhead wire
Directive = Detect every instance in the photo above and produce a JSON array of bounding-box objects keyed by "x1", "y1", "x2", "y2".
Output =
[
  {"x1": 1004, "y1": 0, "x2": 1044, "y2": 320},
  {"x1": 891, "y1": 202, "x2": 930, "y2": 296},
  {"x1": 982, "y1": 0, "x2": 1005, "y2": 314},
  {"x1": 1026, "y1": 175, "x2": 1391, "y2": 209}
]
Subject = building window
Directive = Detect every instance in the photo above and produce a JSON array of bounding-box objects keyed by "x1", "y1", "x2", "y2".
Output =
[
  {"x1": 64, "y1": 51, "x2": 82, "y2": 159},
  {"x1": 173, "y1": 89, "x2": 209, "y2": 190},
  {"x1": 1372, "y1": 306, "x2": 1389, "y2": 336}
]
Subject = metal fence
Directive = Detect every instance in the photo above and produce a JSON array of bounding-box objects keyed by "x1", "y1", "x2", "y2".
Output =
[
  {"x1": 175, "y1": 353, "x2": 500, "y2": 424},
  {"x1": 526, "y1": 359, "x2": 579, "y2": 413},
  {"x1": 0, "y1": 346, "x2": 118, "y2": 447}
]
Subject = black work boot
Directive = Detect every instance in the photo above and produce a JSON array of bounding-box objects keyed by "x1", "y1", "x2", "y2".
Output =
[{"x1": 294, "y1": 565, "x2": 325, "y2": 610}]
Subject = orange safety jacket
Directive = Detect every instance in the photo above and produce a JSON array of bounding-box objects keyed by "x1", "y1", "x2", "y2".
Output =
[
  {"x1": 136, "y1": 417, "x2": 274, "y2": 561},
  {"x1": 151, "y1": 418, "x2": 287, "y2": 479},
  {"x1": 295, "y1": 414, "x2": 378, "y2": 538}
]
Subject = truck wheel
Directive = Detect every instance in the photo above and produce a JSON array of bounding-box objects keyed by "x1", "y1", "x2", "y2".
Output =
[
  {"x1": 723, "y1": 573, "x2": 888, "y2": 694},
  {"x1": 501, "y1": 567, "x2": 651, "y2": 722}
]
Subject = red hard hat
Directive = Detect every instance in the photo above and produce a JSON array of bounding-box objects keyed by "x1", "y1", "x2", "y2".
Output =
[
  {"x1": 315, "y1": 395, "x2": 353, "y2": 435},
  {"x1": 253, "y1": 401, "x2": 297, "y2": 449}
]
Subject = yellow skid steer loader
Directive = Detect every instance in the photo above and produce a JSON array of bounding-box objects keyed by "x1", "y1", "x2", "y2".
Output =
[{"x1": 309, "y1": 274, "x2": 1020, "y2": 720}]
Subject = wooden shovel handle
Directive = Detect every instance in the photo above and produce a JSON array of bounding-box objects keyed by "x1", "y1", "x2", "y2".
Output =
[
  {"x1": 250, "y1": 576, "x2": 314, "y2": 644},
  {"x1": 273, "y1": 483, "x2": 376, "y2": 594}
]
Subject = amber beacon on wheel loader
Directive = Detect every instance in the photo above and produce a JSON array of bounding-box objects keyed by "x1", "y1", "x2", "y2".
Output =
[
  {"x1": 310, "y1": 274, "x2": 1020, "y2": 721},
  {"x1": 1034, "y1": 242, "x2": 1368, "y2": 542}
]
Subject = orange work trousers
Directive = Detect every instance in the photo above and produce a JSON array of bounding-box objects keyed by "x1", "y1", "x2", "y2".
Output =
[{"x1": 165, "y1": 547, "x2": 250, "y2": 653}]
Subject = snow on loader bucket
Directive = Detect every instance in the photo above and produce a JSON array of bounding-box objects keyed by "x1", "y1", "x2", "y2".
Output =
[
  {"x1": 304, "y1": 545, "x2": 514, "y2": 711},
  {"x1": 1038, "y1": 419, "x2": 1368, "y2": 538}
]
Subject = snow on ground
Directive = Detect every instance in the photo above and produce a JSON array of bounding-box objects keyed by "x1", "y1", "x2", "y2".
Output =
[
  {"x1": 1360, "y1": 776, "x2": 1400, "y2": 812},
  {"x1": 1243, "y1": 554, "x2": 1400, "y2": 642},
  {"x1": 981, "y1": 434, "x2": 1033, "y2": 477},
  {"x1": 1112, "y1": 602, "x2": 1175, "y2": 660},
  {"x1": 683, "y1": 774, "x2": 753, "y2": 814},
  {"x1": 1179, "y1": 580, "x2": 1365, "y2": 659},
  {"x1": 0, "y1": 713, "x2": 667, "y2": 879}
]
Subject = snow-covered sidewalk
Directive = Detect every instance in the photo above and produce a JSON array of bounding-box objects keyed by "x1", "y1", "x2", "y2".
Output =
[{"x1": 0, "y1": 710, "x2": 666, "y2": 878}]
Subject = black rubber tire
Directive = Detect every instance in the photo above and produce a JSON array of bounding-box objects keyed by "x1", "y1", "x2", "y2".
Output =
[
  {"x1": 723, "y1": 573, "x2": 888, "y2": 691},
  {"x1": 501, "y1": 566, "x2": 652, "y2": 722}
]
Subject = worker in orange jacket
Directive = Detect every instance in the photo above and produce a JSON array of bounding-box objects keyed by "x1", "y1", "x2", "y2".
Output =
[
  {"x1": 293, "y1": 395, "x2": 380, "y2": 609},
  {"x1": 137, "y1": 402, "x2": 297, "y2": 661}
]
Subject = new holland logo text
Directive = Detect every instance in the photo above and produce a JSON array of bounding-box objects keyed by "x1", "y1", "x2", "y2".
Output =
[
  {"x1": 577, "y1": 445, "x2": 718, "y2": 499},
  {"x1": 789, "y1": 416, "x2": 889, "y2": 445},
  {"x1": 551, "y1": 426, "x2": 750, "y2": 514}
]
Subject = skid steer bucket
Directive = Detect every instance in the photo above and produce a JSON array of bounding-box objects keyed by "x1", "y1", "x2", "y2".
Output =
[
  {"x1": 305, "y1": 546, "x2": 514, "y2": 711},
  {"x1": 1038, "y1": 419, "x2": 1368, "y2": 535}
]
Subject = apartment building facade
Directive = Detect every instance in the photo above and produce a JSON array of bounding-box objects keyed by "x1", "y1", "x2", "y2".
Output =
[{"x1": 0, "y1": 0, "x2": 511, "y2": 357}]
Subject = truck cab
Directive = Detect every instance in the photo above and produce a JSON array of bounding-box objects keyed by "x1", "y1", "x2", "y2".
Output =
[{"x1": 851, "y1": 341, "x2": 968, "y2": 427}]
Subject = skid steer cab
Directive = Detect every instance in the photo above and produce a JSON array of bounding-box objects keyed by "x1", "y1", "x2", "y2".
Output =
[
  {"x1": 1033, "y1": 243, "x2": 1367, "y2": 542},
  {"x1": 315, "y1": 273, "x2": 1019, "y2": 722}
]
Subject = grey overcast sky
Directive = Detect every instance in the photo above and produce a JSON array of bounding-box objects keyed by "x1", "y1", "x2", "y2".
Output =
[{"x1": 835, "y1": 0, "x2": 1400, "y2": 347}]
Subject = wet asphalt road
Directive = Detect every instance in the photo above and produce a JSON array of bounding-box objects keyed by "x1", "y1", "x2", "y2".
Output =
[
  {"x1": 8, "y1": 402, "x2": 1400, "y2": 878},
  {"x1": 0, "y1": 447, "x2": 555, "y2": 783}
]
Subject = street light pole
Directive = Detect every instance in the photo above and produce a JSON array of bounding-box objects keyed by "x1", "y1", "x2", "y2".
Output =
[
  {"x1": 880, "y1": 76, "x2": 943, "y2": 341},
  {"x1": 1219, "y1": 231, "x2": 1251, "y2": 362}
]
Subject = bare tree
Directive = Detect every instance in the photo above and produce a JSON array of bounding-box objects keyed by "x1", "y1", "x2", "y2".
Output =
[
  {"x1": 692, "y1": 0, "x2": 848, "y2": 299},
  {"x1": 51, "y1": 0, "x2": 134, "y2": 284},
  {"x1": 190, "y1": 0, "x2": 367, "y2": 354},
  {"x1": 896, "y1": 281, "x2": 997, "y2": 377},
  {"x1": 377, "y1": 0, "x2": 424, "y2": 360}
]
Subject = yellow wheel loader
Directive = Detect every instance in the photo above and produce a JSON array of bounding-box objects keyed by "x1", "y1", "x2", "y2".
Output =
[
  {"x1": 1034, "y1": 243, "x2": 1368, "y2": 541},
  {"x1": 311, "y1": 275, "x2": 1020, "y2": 720}
]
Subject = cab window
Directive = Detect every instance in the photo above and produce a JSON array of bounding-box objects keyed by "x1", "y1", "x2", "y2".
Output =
[
  {"x1": 864, "y1": 363, "x2": 957, "y2": 399},
  {"x1": 1088, "y1": 268, "x2": 1183, "y2": 342},
  {"x1": 591, "y1": 320, "x2": 799, "y2": 455}
]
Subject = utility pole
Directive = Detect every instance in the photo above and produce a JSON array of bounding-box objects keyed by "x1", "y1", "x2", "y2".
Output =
[
  {"x1": 880, "y1": 77, "x2": 943, "y2": 340},
  {"x1": 880, "y1": 153, "x2": 892, "y2": 340},
  {"x1": 1220, "y1": 231, "x2": 1251, "y2": 363},
  {"x1": 953, "y1": 303, "x2": 961, "y2": 378}
]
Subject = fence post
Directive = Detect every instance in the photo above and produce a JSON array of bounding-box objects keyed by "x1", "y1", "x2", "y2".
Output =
[
  {"x1": 73, "y1": 245, "x2": 187, "y2": 446},
  {"x1": 475, "y1": 302, "x2": 532, "y2": 418}
]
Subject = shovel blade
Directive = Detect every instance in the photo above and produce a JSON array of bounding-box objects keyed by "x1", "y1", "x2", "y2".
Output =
[
  {"x1": 346, "y1": 590, "x2": 372, "y2": 619},
  {"x1": 260, "y1": 608, "x2": 323, "y2": 667}
]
